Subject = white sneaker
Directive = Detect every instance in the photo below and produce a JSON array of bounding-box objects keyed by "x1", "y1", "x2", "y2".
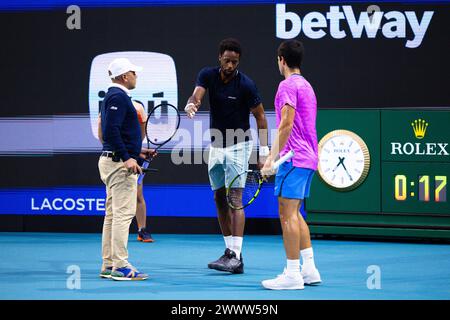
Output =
[
  {"x1": 262, "y1": 269, "x2": 304, "y2": 290},
  {"x1": 301, "y1": 267, "x2": 322, "y2": 285}
]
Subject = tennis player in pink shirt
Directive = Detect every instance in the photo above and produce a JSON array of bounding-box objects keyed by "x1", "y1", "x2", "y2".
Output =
[{"x1": 261, "y1": 40, "x2": 321, "y2": 290}]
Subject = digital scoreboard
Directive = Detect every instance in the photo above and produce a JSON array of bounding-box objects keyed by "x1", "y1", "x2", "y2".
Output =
[
  {"x1": 381, "y1": 111, "x2": 450, "y2": 215},
  {"x1": 395, "y1": 175, "x2": 447, "y2": 203}
]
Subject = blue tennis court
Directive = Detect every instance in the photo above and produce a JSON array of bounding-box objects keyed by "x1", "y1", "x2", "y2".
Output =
[{"x1": 0, "y1": 232, "x2": 449, "y2": 300}]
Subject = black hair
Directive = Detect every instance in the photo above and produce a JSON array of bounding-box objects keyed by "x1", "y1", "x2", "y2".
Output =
[
  {"x1": 219, "y1": 38, "x2": 242, "y2": 56},
  {"x1": 277, "y1": 40, "x2": 304, "y2": 69}
]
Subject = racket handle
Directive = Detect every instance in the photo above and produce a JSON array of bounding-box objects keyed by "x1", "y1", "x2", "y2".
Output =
[
  {"x1": 272, "y1": 150, "x2": 295, "y2": 170},
  {"x1": 142, "y1": 160, "x2": 150, "y2": 169},
  {"x1": 142, "y1": 167, "x2": 158, "y2": 173}
]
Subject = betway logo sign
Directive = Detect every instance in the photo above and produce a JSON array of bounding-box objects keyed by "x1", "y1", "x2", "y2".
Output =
[{"x1": 276, "y1": 4, "x2": 434, "y2": 48}]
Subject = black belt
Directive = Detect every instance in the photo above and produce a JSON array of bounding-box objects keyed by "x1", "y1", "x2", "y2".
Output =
[{"x1": 101, "y1": 151, "x2": 120, "y2": 162}]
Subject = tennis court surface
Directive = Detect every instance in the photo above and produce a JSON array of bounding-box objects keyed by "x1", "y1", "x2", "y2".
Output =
[{"x1": 1, "y1": 232, "x2": 449, "y2": 300}]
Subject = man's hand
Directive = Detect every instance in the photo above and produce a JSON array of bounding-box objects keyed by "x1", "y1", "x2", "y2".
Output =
[
  {"x1": 184, "y1": 102, "x2": 198, "y2": 119},
  {"x1": 140, "y1": 147, "x2": 157, "y2": 160},
  {"x1": 261, "y1": 156, "x2": 276, "y2": 179},
  {"x1": 123, "y1": 158, "x2": 142, "y2": 174},
  {"x1": 257, "y1": 156, "x2": 267, "y2": 169}
]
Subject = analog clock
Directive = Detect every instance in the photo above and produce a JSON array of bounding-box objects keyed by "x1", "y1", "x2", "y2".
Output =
[{"x1": 318, "y1": 129, "x2": 370, "y2": 191}]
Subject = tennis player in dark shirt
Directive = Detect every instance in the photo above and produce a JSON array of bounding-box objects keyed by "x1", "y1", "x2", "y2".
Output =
[{"x1": 185, "y1": 38, "x2": 268, "y2": 274}]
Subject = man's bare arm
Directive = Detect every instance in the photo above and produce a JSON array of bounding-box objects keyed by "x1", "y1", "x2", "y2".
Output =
[
  {"x1": 251, "y1": 103, "x2": 269, "y2": 167},
  {"x1": 185, "y1": 86, "x2": 206, "y2": 119}
]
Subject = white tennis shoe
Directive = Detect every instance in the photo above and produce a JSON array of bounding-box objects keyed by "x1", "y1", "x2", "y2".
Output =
[
  {"x1": 301, "y1": 267, "x2": 322, "y2": 285},
  {"x1": 262, "y1": 268, "x2": 304, "y2": 290}
]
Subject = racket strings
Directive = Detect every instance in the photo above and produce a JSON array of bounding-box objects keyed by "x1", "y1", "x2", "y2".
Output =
[
  {"x1": 146, "y1": 105, "x2": 180, "y2": 145},
  {"x1": 228, "y1": 171, "x2": 262, "y2": 209}
]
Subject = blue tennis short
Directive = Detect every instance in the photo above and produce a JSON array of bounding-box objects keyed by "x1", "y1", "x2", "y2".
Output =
[{"x1": 274, "y1": 161, "x2": 315, "y2": 218}]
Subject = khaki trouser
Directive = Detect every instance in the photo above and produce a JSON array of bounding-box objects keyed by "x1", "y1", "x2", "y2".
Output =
[{"x1": 98, "y1": 156, "x2": 138, "y2": 270}]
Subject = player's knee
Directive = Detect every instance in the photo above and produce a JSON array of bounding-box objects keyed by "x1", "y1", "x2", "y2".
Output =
[
  {"x1": 214, "y1": 188, "x2": 226, "y2": 201},
  {"x1": 279, "y1": 211, "x2": 287, "y2": 222},
  {"x1": 279, "y1": 210, "x2": 296, "y2": 222}
]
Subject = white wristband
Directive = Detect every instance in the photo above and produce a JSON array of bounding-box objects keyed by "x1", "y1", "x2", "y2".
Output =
[{"x1": 259, "y1": 146, "x2": 270, "y2": 157}]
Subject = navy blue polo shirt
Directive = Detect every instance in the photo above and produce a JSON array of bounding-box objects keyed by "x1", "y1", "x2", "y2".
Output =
[
  {"x1": 196, "y1": 67, "x2": 261, "y2": 147},
  {"x1": 100, "y1": 86, "x2": 142, "y2": 163}
]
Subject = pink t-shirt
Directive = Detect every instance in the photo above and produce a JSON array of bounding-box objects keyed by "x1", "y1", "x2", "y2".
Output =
[{"x1": 274, "y1": 74, "x2": 318, "y2": 170}]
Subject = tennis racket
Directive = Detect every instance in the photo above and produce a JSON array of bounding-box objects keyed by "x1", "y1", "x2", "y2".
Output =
[
  {"x1": 145, "y1": 102, "x2": 181, "y2": 154},
  {"x1": 141, "y1": 167, "x2": 158, "y2": 173},
  {"x1": 226, "y1": 150, "x2": 295, "y2": 210},
  {"x1": 138, "y1": 103, "x2": 180, "y2": 184}
]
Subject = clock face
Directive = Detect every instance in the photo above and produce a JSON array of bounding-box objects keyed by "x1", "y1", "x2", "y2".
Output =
[{"x1": 318, "y1": 130, "x2": 371, "y2": 191}]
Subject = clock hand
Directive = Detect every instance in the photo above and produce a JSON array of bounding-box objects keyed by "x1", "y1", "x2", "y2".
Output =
[
  {"x1": 332, "y1": 157, "x2": 345, "y2": 172},
  {"x1": 340, "y1": 158, "x2": 353, "y2": 181}
]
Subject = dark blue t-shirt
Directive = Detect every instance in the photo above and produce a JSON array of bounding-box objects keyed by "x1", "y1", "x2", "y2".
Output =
[
  {"x1": 100, "y1": 86, "x2": 142, "y2": 163},
  {"x1": 196, "y1": 67, "x2": 261, "y2": 147}
]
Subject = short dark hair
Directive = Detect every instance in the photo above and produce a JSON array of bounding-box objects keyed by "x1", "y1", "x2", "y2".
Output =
[
  {"x1": 277, "y1": 40, "x2": 304, "y2": 69},
  {"x1": 219, "y1": 38, "x2": 242, "y2": 56}
]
